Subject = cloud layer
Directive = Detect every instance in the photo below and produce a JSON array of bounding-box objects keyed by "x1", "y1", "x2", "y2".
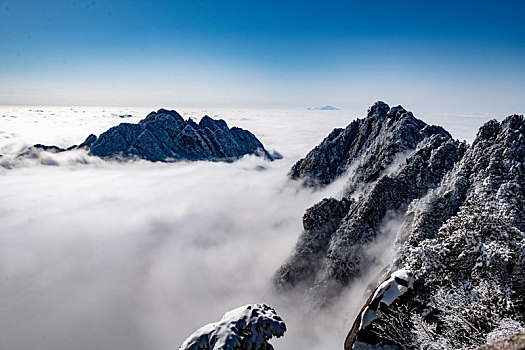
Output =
[{"x1": 0, "y1": 106, "x2": 495, "y2": 349}]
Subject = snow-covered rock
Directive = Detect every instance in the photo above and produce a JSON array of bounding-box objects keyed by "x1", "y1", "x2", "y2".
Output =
[
  {"x1": 290, "y1": 102, "x2": 454, "y2": 188},
  {"x1": 359, "y1": 269, "x2": 414, "y2": 329},
  {"x1": 179, "y1": 304, "x2": 286, "y2": 350},
  {"x1": 277, "y1": 102, "x2": 524, "y2": 348},
  {"x1": 345, "y1": 114, "x2": 525, "y2": 349},
  {"x1": 275, "y1": 102, "x2": 466, "y2": 304}
]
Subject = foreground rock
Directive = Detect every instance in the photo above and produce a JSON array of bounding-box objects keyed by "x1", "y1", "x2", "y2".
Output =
[
  {"x1": 275, "y1": 102, "x2": 466, "y2": 304},
  {"x1": 17, "y1": 109, "x2": 274, "y2": 163},
  {"x1": 179, "y1": 304, "x2": 286, "y2": 350}
]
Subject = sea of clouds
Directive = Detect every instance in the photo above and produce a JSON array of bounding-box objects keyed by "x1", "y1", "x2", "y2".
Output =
[{"x1": 0, "y1": 105, "x2": 497, "y2": 350}]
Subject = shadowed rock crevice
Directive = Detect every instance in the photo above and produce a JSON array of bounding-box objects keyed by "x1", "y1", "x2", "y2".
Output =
[{"x1": 275, "y1": 197, "x2": 353, "y2": 290}]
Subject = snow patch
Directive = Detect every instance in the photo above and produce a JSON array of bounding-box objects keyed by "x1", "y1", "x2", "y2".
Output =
[{"x1": 359, "y1": 269, "x2": 414, "y2": 329}]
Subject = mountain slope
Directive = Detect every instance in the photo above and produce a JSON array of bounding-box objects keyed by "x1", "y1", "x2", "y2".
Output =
[
  {"x1": 275, "y1": 102, "x2": 466, "y2": 304},
  {"x1": 346, "y1": 114, "x2": 525, "y2": 349}
]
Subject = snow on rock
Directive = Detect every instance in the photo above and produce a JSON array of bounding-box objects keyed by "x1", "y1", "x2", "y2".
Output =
[
  {"x1": 179, "y1": 304, "x2": 286, "y2": 350},
  {"x1": 275, "y1": 101, "x2": 465, "y2": 305},
  {"x1": 289, "y1": 101, "x2": 453, "y2": 188},
  {"x1": 277, "y1": 103, "x2": 524, "y2": 349},
  {"x1": 359, "y1": 269, "x2": 414, "y2": 329},
  {"x1": 345, "y1": 114, "x2": 525, "y2": 349}
]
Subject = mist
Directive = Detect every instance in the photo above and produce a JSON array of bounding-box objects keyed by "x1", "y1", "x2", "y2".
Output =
[{"x1": 0, "y1": 106, "x2": 497, "y2": 349}]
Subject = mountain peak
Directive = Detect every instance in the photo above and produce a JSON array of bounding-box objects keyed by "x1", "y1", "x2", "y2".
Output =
[
  {"x1": 367, "y1": 101, "x2": 390, "y2": 118},
  {"x1": 87, "y1": 110, "x2": 274, "y2": 162},
  {"x1": 289, "y1": 102, "x2": 451, "y2": 188}
]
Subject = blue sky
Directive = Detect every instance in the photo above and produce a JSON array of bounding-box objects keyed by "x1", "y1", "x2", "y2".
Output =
[{"x1": 1, "y1": 0, "x2": 524, "y2": 113}]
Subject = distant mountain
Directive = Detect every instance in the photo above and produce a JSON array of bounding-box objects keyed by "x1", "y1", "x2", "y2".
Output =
[
  {"x1": 307, "y1": 106, "x2": 340, "y2": 110},
  {"x1": 19, "y1": 109, "x2": 276, "y2": 163},
  {"x1": 274, "y1": 101, "x2": 525, "y2": 348}
]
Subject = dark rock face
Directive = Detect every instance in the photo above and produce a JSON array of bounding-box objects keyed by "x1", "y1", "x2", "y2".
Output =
[
  {"x1": 275, "y1": 102, "x2": 466, "y2": 304},
  {"x1": 345, "y1": 115, "x2": 525, "y2": 349},
  {"x1": 88, "y1": 110, "x2": 273, "y2": 162},
  {"x1": 17, "y1": 143, "x2": 73, "y2": 159},
  {"x1": 275, "y1": 197, "x2": 353, "y2": 291},
  {"x1": 17, "y1": 109, "x2": 273, "y2": 163},
  {"x1": 78, "y1": 134, "x2": 97, "y2": 149}
]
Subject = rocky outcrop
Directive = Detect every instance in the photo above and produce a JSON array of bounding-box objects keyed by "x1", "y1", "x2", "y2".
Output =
[
  {"x1": 16, "y1": 109, "x2": 274, "y2": 163},
  {"x1": 275, "y1": 197, "x2": 353, "y2": 291},
  {"x1": 78, "y1": 134, "x2": 97, "y2": 149},
  {"x1": 16, "y1": 143, "x2": 77, "y2": 158},
  {"x1": 345, "y1": 114, "x2": 525, "y2": 349},
  {"x1": 179, "y1": 304, "x2": 286, "y2": 350},
  {"x1": 275, "y1": 102, "x2": 466, "y2": 304}
]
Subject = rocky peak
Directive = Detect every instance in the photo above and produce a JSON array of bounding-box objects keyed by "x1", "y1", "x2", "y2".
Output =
[
  {"x1": 367, "y1": 100, "x2": 390, "y2": 120},
  {"x1": 82, "y1": 110, "x2": 275, "y2": 162},
  {"x1": 289, "y1": 101, "x2": 451, "y2": 191},
  {"x1": 140, "y1": 108, "x2": 184, "y2": 125},
  {"x1": 276, "y1": 102, "x2": 466, "y2": 305},
  {"x1": 386, "y1": 105, "x2": 407, "y2": 119},
  {"x1": 199, "y1": 115, "x2": 229, "y2": 131}
]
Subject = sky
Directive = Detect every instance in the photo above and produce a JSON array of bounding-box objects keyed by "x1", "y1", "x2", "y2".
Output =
[{"x1": 1, "y1": 0, "x2": 524, "y2": 113}]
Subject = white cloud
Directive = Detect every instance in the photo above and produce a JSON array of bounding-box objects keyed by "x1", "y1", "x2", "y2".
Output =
[{"x1": 0, "y1": 106, "x2": 491, "y2": 349}]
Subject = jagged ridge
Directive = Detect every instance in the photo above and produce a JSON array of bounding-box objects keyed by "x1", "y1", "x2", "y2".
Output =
[
  {"x1": 16, "y1": 109, "x2": 274, "y2": 163},
  {"x1": 88, "y1": 109, "x2": 274, "y2": 161},
  {"x1": 347, "y1": 114, "x2": 525, "y2": 349},
  {"x1": 275, "y1": 102, "x2": 466, "y2": 305}
]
